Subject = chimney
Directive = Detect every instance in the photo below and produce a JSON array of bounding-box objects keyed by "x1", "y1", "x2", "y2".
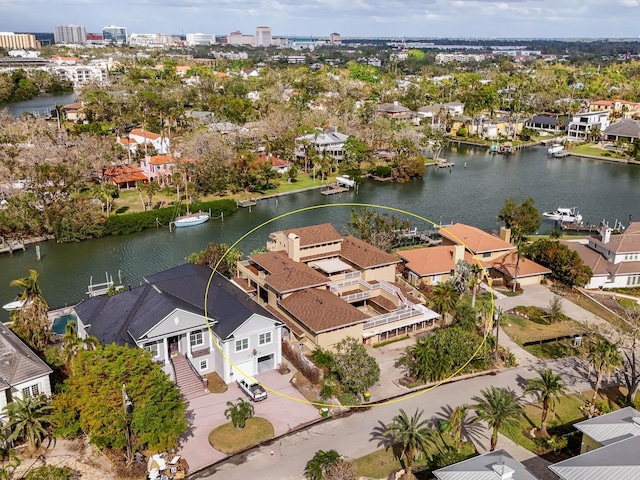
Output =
[
  {"x1": 288, "y1": 233, "x2": 301, "y2": 262},
  {"x1": 453, "y1": 244, "x2": 465, "y2": 264},
  {"x1": 326, "y1": 125, "x2": 337, "y2": 133},
  {"x1": 602, "y1": 227, "x2": 612, "y2": 244},
  {"x1": 499, "y1": 227, "x2": 511, "y2": 244},
  {"x1": 491, "y1": 463, "x2": 515, "y2": 480}
]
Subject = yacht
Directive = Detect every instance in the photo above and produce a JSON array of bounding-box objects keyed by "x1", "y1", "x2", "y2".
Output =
[{"x1": 542, "y1": 207, "x2": 583, "y2": 223}]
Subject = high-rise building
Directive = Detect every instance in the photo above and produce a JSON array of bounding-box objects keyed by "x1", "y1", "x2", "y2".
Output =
[
  {"x1": 185, "y1": 33, "x2": 216, "y2": 46},
  {"x1": 227, "y1": 31, "x2": 255, "y2": 46},
  {"x1": 0, "y1": 32, "x2": 39, "y2": 49},
  {"x1": 329, "y1": 33, "x2": 341, "y2": 45},
  {"x1": 102, "y1": 25, "x2": 127, "y2": 44},
  {"x1": 255, "y1": 26, "x2": 272, "y2": 47},
  {"x1": 53, "y1": 24, "x2": 86, "y2": 44}
]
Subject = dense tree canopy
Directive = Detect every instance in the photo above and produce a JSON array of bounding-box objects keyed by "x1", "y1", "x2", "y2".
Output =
[
  {"x1": 525, "y1": 239, "x2": 592, "y2": 287},
  {"x1": 497, "y1": 197, "x2": 541, "y2": 244}
]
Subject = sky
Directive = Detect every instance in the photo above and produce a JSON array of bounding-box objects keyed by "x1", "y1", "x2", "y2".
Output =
[{"x1": 1, "y1": 0, "x2": 640, "y2": 39}]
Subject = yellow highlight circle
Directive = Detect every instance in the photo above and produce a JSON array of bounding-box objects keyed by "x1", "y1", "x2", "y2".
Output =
[{"x1": 203, "y1": 203, "x2": 498, "y2": 409}]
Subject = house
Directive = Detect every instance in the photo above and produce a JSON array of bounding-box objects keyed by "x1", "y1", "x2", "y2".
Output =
[
  {"x1": 602, "y1": 118, "x2": 640, "y2": 143},
  {"x1": 417, "y1": 102, "x2": 465, "y2": 119},
  {"x1": 0, "y1": 322, "x2": 52, "y2": 414},
  {"x1": 567, "y1": 111, "x2": 610, "y2": 141},
  {"x1": 398, "y1": 245, "x2": 480, "y2": 286},
  {"x1": 434, "y1": 449, "x2": 539, "y2": 480},
  {"x1": 235, "y1": 223, "x2": 439, "y2": 349},
  {"x1": 526, "y1": 114, "x2": 561, "y2": 132},
  {"x1": 241, "y1": 67, "x2": 259, "y2": 79},
  {"x1": 63, "y1": 102, "x2": 85, "y2": 121},
  {"x1": 103, "y1": 166, "x2": 148, "y2": 189},
  {"x1": 73, "y1": 264, "x2": 284, "y2": 388},
  {"x1": 589, "y1": 99, "x2": 640, "y2": 120},
  {"x1": 562, "y1": 222, "x2": 640, "y2": 289},
  {"x1": 140, "y1": 154, "x2": 176, "y2": 185},
  {"x1": 549, "y1": 407, "x2": 640, "y2": 480},
  {"x1": 119, "y1": 128, "x2": 171, "y2": 155},
  {"x1": 255, "y1": 155, "x2": 292, "y2": 174},
  {"x1": 295, "y1": 126, "x2": 349, "y2": 163},
  {"x1": 377, "y1": 101, "x2": 412, "y2": 119}
]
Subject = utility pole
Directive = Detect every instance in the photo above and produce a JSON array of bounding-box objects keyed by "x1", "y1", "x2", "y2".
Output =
[{"x1": 122, "y1": 384, "x2": 133, "y2": 466}]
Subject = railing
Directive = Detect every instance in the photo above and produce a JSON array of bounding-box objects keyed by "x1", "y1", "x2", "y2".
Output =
[
  {"x1": 342, "y1": 291, "x2": 371, "y2": 302},
  {"x1": 363, "y1": 306, "x2": 418, "y2": 329},
  {"x1": 376, "y1": 278, "x2": 408, "y2": 307},
  {"x1": 345, "y1": 271, "x2": 361, "y2": 279}
]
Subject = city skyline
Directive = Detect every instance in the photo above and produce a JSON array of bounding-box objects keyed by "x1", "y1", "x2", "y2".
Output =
[{"x1": 1, "y1": 0, "x2": 640, "y2": 39}]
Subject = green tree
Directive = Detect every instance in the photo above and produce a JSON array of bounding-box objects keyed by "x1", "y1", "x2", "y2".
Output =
[
  {"x1": 546, "y1": 297, "x2": 564, "y2": 324},
  {"x1": 332, "y1": 337, "x2": 380, "y2": 397},
  {"x1": 525, "y1": 239, "x2": 592, "y2": 287},
  {"x1": 383, "y1": 408, "x2": 437, "y2": 479},
  {"x1": 587, "y1": 339, "x2": 622, "y2": 417},
  {"x1": 429, "y1": 282, "x2": 460, "y2": 320},
  {"x1": 24, "y1": 465, "x2": 73, "y2": 480},
  {"x1": 52, "y1": 344, "x2": 187, "y2": 454},
  {"x1": 347, "y1": 208, "x2": 410, "y2": 251},
  {"x1": 304, "y1": 449, "x2": 341, "y2": 480},
  {"x1": 4, "y1": 395, "x2": 53, "y2": 454},
  {"x1": 524, "y1": 369, "x2": 567, "y2": 436},
  {"x1": 471, "y1": 386, "x2": 523, "y2": 451},
  {"x1": 8, "y1": 269, "x2": 52, "y2": 351},
  {"x1": 497, "y1": 197, "x2": 541, "y2": 245},
  {"x1": 145, "y1": 180, "x2": 160, "y2": 208},
  {"x1": 224, "y1": 398, "x2": 255, "y2": 430},
  {"x1": 187, "y1": 243, "x2": 242, "y2": 278},
  {"x1": 0, "y1": 434, "x2": 20, "y2": 480},
  {"x1": 438, "y1": 404, "x2": 471, "y2": 452}
]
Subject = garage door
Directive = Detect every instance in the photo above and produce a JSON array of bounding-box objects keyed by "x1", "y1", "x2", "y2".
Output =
[
  {"x1": 232, "y1": 360, "x2": 255, "y2": 380},
  {"x1": 257, "y1": 354, "x2": 274, "y2": 373}
]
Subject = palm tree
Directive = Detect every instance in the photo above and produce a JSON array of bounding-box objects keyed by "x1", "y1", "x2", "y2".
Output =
[
  {"x1": 9, "y1": 270, "x2": 51, "y2": 351},
  {"x1": 383, "y1": 408, "x2": 437, "y2": 479},
  {"x1": 524, "y1": 369, "x2": 567, "y2": 436},
  {"x1": 61, "y1": 321, "x2": 99, "y2": 369},
  {"x1": 4, "y1": 396, "x2": 53, "y2": 454},
  {"x1": 587, "y1": 339, "x2": 622, "y2": 417},
  {"x1": 471, "y1": 386, "x2": 523, "y2": 451},
  {"x1": 304, "y1": 449, "x2": 341, "y2": 480},
  {"x1": 469, "y1": 264, "x2": 483, "y2": 309},
  {"x1": 224, "y1": 398, "x2": 255, "y2": 430},
  {"x1": 438, "y1": 404, "x2": 471, "y2": 452},
  {"x1": 0, "y1": 431, "x2": 20, "y2": 480},
  {"x1": 429, "y1": 281, "x2": 460, "y2": 324}
]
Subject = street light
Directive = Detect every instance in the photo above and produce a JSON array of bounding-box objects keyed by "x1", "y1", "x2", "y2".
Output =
[{"x1": 493, "y1": 307, "x2": 503, "y2": 364}]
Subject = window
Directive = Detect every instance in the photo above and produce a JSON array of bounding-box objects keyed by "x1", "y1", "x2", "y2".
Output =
[
  {"x1": 190, "y1": 330, "x2": 204, "y2": 348},
  {"x1": 22, "y1": 384, "x2": 40, "y2": 398},
  {"x1": 235, "y1": 338, "x2": 249, "y2": 352},
  {"x1": 144, "y1": 342, "x2": 159, "y2": 357},
  {"x1": 199, "y1": 360, "x2": 208, "y2": 371},
  {"x1": 259, "y1": 332, "x2": 272, "y2": 345}
]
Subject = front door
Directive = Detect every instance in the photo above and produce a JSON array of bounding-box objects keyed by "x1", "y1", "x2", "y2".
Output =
[{"x1": 168, "y1": 336, "x2": 180, "y2": 356}]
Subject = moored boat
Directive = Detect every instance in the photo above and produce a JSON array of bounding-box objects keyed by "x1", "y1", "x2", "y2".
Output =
[
  {"x1": 173, "y1": 213, "x2": 210, "y2": 228},
  {"x1": 542, "y1": 207, "x2": 583, "y2": 223},
  {"x1": 547, "y1": 143, "x2": 564, "y2": 155}
]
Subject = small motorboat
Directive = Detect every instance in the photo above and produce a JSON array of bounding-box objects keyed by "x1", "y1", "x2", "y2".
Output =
[
  {"x1": 543, "y1": 207, "x2": 583, "y2": 223},
  {"x1": 2, "y1": 298, "x2": 25, "y2": 311},
  {"x1": 547, "y1": 143, "x2": 564, "y2": 155},
  {"x1": 336, "y1": 175, "x2": 356, "y2": 188}
]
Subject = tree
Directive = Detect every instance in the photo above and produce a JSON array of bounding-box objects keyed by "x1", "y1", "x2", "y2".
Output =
[
  {"x1": 145, "y1": 180, "x2": 160, "y2": 208},
  {"x1": 587, "y1": 338, "x2": 622, "y2": 417},
  {"x1": 497, "y1": 197, "x2": 541, "y2": 245},
  {"x1": 469, "y1": 264, "x2": 483, "y2": 309},
  {"x1": 347, "y1": 208, "x2": 410, "y2": 251},
  {"x1": 438, "y1": 404, "x2": 471, "y2": 452},
  {"x1": 471, "y1": 386, "x2": 523, "y2": 451},
  {"x1": 224, "y1": 398, "x2": 255, "y2": 430},
  {"x1": 8, "y1": 269, "x2": 52, "y2": 351},
  {"x1": 52, "y1": 344, "x2": 187, "y2": 457},
  {"x1": 525, "y1": 239, "x2": 592, "y2": 287},
  {"x1": 524, "y1": 369, "x2": 567, "y2": 436},
  {"x1": 332, "y1": 337, "x2": 380, "y2": 397},
  {"x1": 304, "y1": 449, "x2": 341, "y2": 480},
  {"x1": 621, "y1": 308, "x2": 640, "y2": 405},
  {"x1": 429, "y1": 281, "x2": 460, "y2": 320},
  {"x1": 61, "y1": 321, "x2": 98, "y2": 370},
  {"x1": 4, "y1": 395, "x2": 53, "y2": 454},
  {"x1": 187, "y1": 242, "x2": 243, "y2": 278},
  {"x1": 383, "y1": 408, "x2": 437, "y2": 479},
  {"x1": 546, "y1": 297, "x2": 564, "y2": 324}
]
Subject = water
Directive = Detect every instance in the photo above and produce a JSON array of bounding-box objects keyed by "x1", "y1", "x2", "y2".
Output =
[
  {"x1": 1, "y1": 144, "x2": 638, "y2": 318},
  {"x1": 1, "y1": 92, "x2": 79, "y2": 118}
]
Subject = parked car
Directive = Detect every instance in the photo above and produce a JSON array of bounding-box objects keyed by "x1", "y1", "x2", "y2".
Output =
[{"x1": 237, "y1": 377, "x2": 267, "y2": 402}]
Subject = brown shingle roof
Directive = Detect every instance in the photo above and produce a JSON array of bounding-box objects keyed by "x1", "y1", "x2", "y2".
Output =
[
  {"x1": 250, "y1": 251, "x2": 328, "y2": 293},
  {"x1": 340, "y1": 236, "x2": 400, "y2": 269},
  {"x1": 562, "y1": 241, "x2": 612, "y2": 276},
  {"x1": 279, "y1": 289, "x2": 368, "y2": 334},
  {"x1": 490, "y1": 253, "x2": 551, "y2": 278},
  {"x1": 280, "y1": 223, "x2": 343, "y2": 247},
  {"x1": 589, "y1": 222, "x2": 640, "y2": 254},
  {"x1": 439, "y1": 223, "x2": 516, "y2": 254},
  {"x1": 398, "y1": 246, "x2": 480, "y2": 276}
]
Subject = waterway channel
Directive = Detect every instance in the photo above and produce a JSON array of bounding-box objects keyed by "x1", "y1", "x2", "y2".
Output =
[
  {"x1": 1, "y1": 143, "x2": 638, "y2": 318},
  {"x1": 1, "y1": 92, "x2": 79, "y2": 118}
]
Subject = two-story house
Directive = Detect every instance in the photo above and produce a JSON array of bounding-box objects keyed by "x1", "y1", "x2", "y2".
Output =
[
  {"x1": 589, "y1": 99, "x2": 640, "y2": 120},
  {"x1": 140, "y1": 154, "x2": 177, "y2": 185},
  {"x1": 236, "y1": 224, "x2": 439, "y2": 350},
  {"x1": 73, "y1": 264, "x2": 283, "y2": 396},
  {"x1": 567, "y1": 111, "x2": 610, "y2": 141},
  {"x1": 119, "y1": 128, "x2": 171, "y2": 155},
  {"x1": 294, "y1": 126, "x2": 349, "y2": 163}
]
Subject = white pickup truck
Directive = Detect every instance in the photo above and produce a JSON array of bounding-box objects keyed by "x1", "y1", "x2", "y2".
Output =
[{"x1": 237, "y1": 377, "x2": 267, "y2": 402}]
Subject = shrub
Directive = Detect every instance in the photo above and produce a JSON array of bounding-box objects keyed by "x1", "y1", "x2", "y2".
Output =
[
  {"x1": 310, "y1": 347, "x2": 335, "y2": 369},
  {"x1": 456, "y1": 127, "x2": 468, "y2": 137},
  {"x1": 25, "y1": 465, "x2": 74, "y2": 480}
]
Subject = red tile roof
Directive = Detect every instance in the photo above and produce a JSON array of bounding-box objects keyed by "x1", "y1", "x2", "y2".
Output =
[
  {"x1": 130, "y1": 128, "x2": 161, "y2": 140},
  {"x1": 439, "y1": 223, "x2": 516, "y2": 254},
  {"x1": 256, "y1": 155, "x2": 292, "y2": 168},
  {"x1": 104, "y1": 167, "x2": 147, "y2": 184},
  {"x1": 148, "y1": 154, "x2": 175, "y2": 165},
  {"x1": 489, "y1": 253, "x2": 551, "y2": 279},
  {"x1": 340, "y1": 236, "x2": 400, "y2": 269},
  {"x1": 250, "y1": 251, "x2": 328, "y2": 293}
]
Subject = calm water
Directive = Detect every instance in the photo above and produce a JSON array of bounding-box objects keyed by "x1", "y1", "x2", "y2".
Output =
[
  {"x1": 1, "y1": 92, "x2": 79, "y2": 118},
  {"x1": 1, "y1": 144, "x2": 638, "y2": 318}
]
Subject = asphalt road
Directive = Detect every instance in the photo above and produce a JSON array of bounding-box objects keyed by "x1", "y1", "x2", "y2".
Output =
[{"x1": 192, "y1": 357, "x2": 592, "y2": 480}]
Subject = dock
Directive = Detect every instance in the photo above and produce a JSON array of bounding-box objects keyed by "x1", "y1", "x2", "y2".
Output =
[
  {"x1": 437, "y1": 161, "x2": 455, "y2": 168},
  {"x1": 237, "y1": 198, "x2": 258, "y2": 208},
  {"x1": 553, "y1": 151, "x2": 571, "y2": 158},
  {"x1": 321, "y1": 184, "x2": 349, "y2": 196},
  {"x1": 0, "y1": 237, "x2": 25, "y2": 254},
  {"x1": 87, "y1": 272, "x2": 124, "y2": 297}
]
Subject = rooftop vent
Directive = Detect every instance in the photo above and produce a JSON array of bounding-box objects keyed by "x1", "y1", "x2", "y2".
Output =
[{"x1": 492, "y1": 463, "x2": 515, "y2": 480}]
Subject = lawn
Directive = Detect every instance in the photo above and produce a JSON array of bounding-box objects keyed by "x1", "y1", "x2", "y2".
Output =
[
  {"x1": 208, "y1": 417, "x2": 274, "y2": 454},
  {"x1": 502, "y1": 312, "x2": 583, "y2": 345},
  {"x1": 571, "y1": 144, "x2": 627, "y2": 159}
]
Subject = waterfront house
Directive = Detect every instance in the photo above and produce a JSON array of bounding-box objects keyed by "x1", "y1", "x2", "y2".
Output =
[
  {"x1": 434, "y1": 449, "x2": 539, "y2": 480},
  {"x1": 602, "y1": 118, "x2": 640, "y2": 143},
  {"x1": 72, "y1": 264, "x2": 283, "y2": 394},
  {"x1": 255, "y1": 154, "x2": 292, "y2": 174},
  {"x1": 589, "y1": 99, "x2": 640, "y2": 120},
  {"x1": 398, "y1": 245, "x2": 480, "y2": 286},
  {"x1": 0, "y1": 322, "x2": 52, "y2": 414},
  {"x1": 567, "y1": 111, "x2": 610, "y2": 141},
  {"x1": 103, "y1": 166, "x2": 148, "y2": 189},
  {"x1": 377, "y1": 101, "x2": 413, "y2": 119},
  {"x1": 525, "y1": 114, "x2": 561, "y2": 133},
  {"x1": 63, "y1": 102, "x2": 85, "y2": 122},
  {"x1": 140, "y1": 154, "x2": 176, "y2": 185},
  {"x1": 562, "y1": 222, "x2": 640, "y2": 289},
  {"x1": 119, "y1": 128, "x2": 171, "y2": 155},
  {"x1": 294, "y1": 126, "x2": 349, "y2": 163},
  {"x1": 235, "y1": 223, "x2": 439, "y2": 350}
]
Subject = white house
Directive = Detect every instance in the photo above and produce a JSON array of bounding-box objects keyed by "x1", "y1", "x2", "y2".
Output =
[
  {"x1": 73, "y1": 265, "x2": 284, "y2": 393},
  {"x1": 567, "y1": 111, "x2": 610, "y2": 141},
  {"x1": 295, "y1": 126, "x2": 349, "y2": 162},
  {"x1": 120, "y1": 128, "x2": 171, "y2": 155}
]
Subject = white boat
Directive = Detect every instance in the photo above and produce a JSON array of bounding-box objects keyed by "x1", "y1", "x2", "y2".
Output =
[
  {"x1": 336, "y1": 175, "x2": 356, "y2": 188},
  {"x1": 543, "y1": 207, "x2": 583, "y2": 223},
  {"x1": 172, "y1": 182, "x2": 210, "y2": 228},
  {"x1": 547, "y1": 143, "x2": 564, "y2": 155},
  {"x1": 2, "y1": 298, "x2": 25, "y2": 311}
]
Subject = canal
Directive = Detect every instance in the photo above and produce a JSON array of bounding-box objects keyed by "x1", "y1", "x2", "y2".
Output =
[
  {"x1": 1, "y1": 92, "x2": 79, "y2": 118},
  {"x1": 1, "y1": 144, "x2": 638, "y2": 317}
]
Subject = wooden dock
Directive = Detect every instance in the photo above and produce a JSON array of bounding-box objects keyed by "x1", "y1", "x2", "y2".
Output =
[
  {"x1": 437, "y1": 161, "x2": 455, "y2": 168},
  {"x1": 553, "y1": 151, "x2": 571, "y2": 158},
  {"x1": 321, "y1": 184, "x2": 349, "y2": 195},
  {"x1": 237, "y1": 198, "x2": 258, "y2": 208},
  {"x1": 0, "y1": 237, "x2": 25, "y2": 254}
]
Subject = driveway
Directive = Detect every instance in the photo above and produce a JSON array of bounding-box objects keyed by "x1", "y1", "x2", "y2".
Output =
[{"x1": 177, "y1": 370, "x2": 319, "y2": 472}]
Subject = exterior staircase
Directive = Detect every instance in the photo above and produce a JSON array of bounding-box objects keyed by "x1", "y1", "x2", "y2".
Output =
[{"x1": 170, "y1": 353, "x2": 208, "y2": 401}]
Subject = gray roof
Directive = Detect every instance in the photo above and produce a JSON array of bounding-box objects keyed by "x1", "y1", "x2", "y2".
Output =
[
  {"x1": 529, "y1": 115, "x2": 559, "y2": 126},
  {"x1": 0, "y1": 322, "x2": 51, "y2": 391},
  {"x1": 573, "y1": 406, "x2": 640, "y2": 446},
  {"x1": 549, "y1": 434, "x2": 640, "y2": 480},
  {"x1": 296, "y1": 129, "x2": 348, "y2": 146},
  {"x1": 603, "y1": 118, "x2": 640, "y2": 139},
  {"x1": 377, "y1": 102, "x2": 411, "y2": 113},
  {"x1": 74, "y1": 264, "x2": 279, "y2": 346},
  {"x1": 433, "y1": 449, "x2": 539, "y2": 480}
]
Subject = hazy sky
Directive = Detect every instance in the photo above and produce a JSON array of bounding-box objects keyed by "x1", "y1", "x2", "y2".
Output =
[{"x1": 2, "y1": 0, "x2": 640, "y2": 38}]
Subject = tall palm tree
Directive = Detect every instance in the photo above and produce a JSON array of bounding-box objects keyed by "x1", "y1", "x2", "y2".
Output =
[
  {"x1": 524, "y1": 369, "x2": 567, "y2": 436},
  {"x1": 429, "y1": 281, "x2": 460, "y2": 324},
  {"x1": 383, "y1": 408, "x2": 437, "y2": 478},
  {"x1": 469, "y1": 264, "x2": 483, "y2": 309},
  {"x1": 471, "y1": 386, "x2": 523, "y2": 451},
  {"x1": 304, "y1": 449, "x2": 341, "y2": 480},
  {"x1": 4, "y1": 396, "x2": 53, "y2": 454},
  {"x1": 9, "y1": 270, "x2": 51, "y2": 351},
  {"x1": 61, "y1": 321, "x2": 99, "y2": 369},
  {"x1": 224, "y1": 398, "x2": 254, "y2": 430},
  {"x1": 439, "y1": 404, "x2": 471, "y2": 452},
  {"x1": 587, "y1": 338, "x2": 622, "y2": 417}
]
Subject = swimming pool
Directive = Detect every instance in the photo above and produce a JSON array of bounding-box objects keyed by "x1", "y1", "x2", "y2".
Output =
[{"x1": 52, "y1": 314, "x2": 76, "y2": 335}]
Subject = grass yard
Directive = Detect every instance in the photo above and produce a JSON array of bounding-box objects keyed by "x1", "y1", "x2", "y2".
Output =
[
  {"x1": 571, "y1": 144, "x2": 627, "y2": 159},
  {"x1": 564, "y1": 290, "x2": 631, "y2": 333},
  {"x1": 502, "y1": 312, "x2": 583, "y2": 345},
  {"x1": 208, "y1": 417, "x2": 274, "y2": 454}
]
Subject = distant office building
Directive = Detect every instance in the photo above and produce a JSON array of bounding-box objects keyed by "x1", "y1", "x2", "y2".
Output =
[
  {"x1": 53, "y1": 24, "x2": 86, "y2": 44},
  {"x1": 227, "y1": 31, "x2": 254, "y2": 46},
  {"x1": 255, "y1": 26, "x2": 272, "y2": 47},
  {"x1": 86, "y1": 33, "x2": 103, "y2": 41},
  {"x1": 128, "y1": 33, "x2": 179, "y2": 47},
  {"x1": 435, "y1": 52, "x2": 486, "y2": 63},
  {"x1": 0, "y1": 32, "x2": 39, "y2": 49},
  {"x1": 102, "y1": 25, "x2": 127, "y2": 43},
  {"x1": 185, "y1": 33, "x2": 216, "y2": 46},
  {"x1": 329, "y1": 33, "x2": 341, "y2": 45}
]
